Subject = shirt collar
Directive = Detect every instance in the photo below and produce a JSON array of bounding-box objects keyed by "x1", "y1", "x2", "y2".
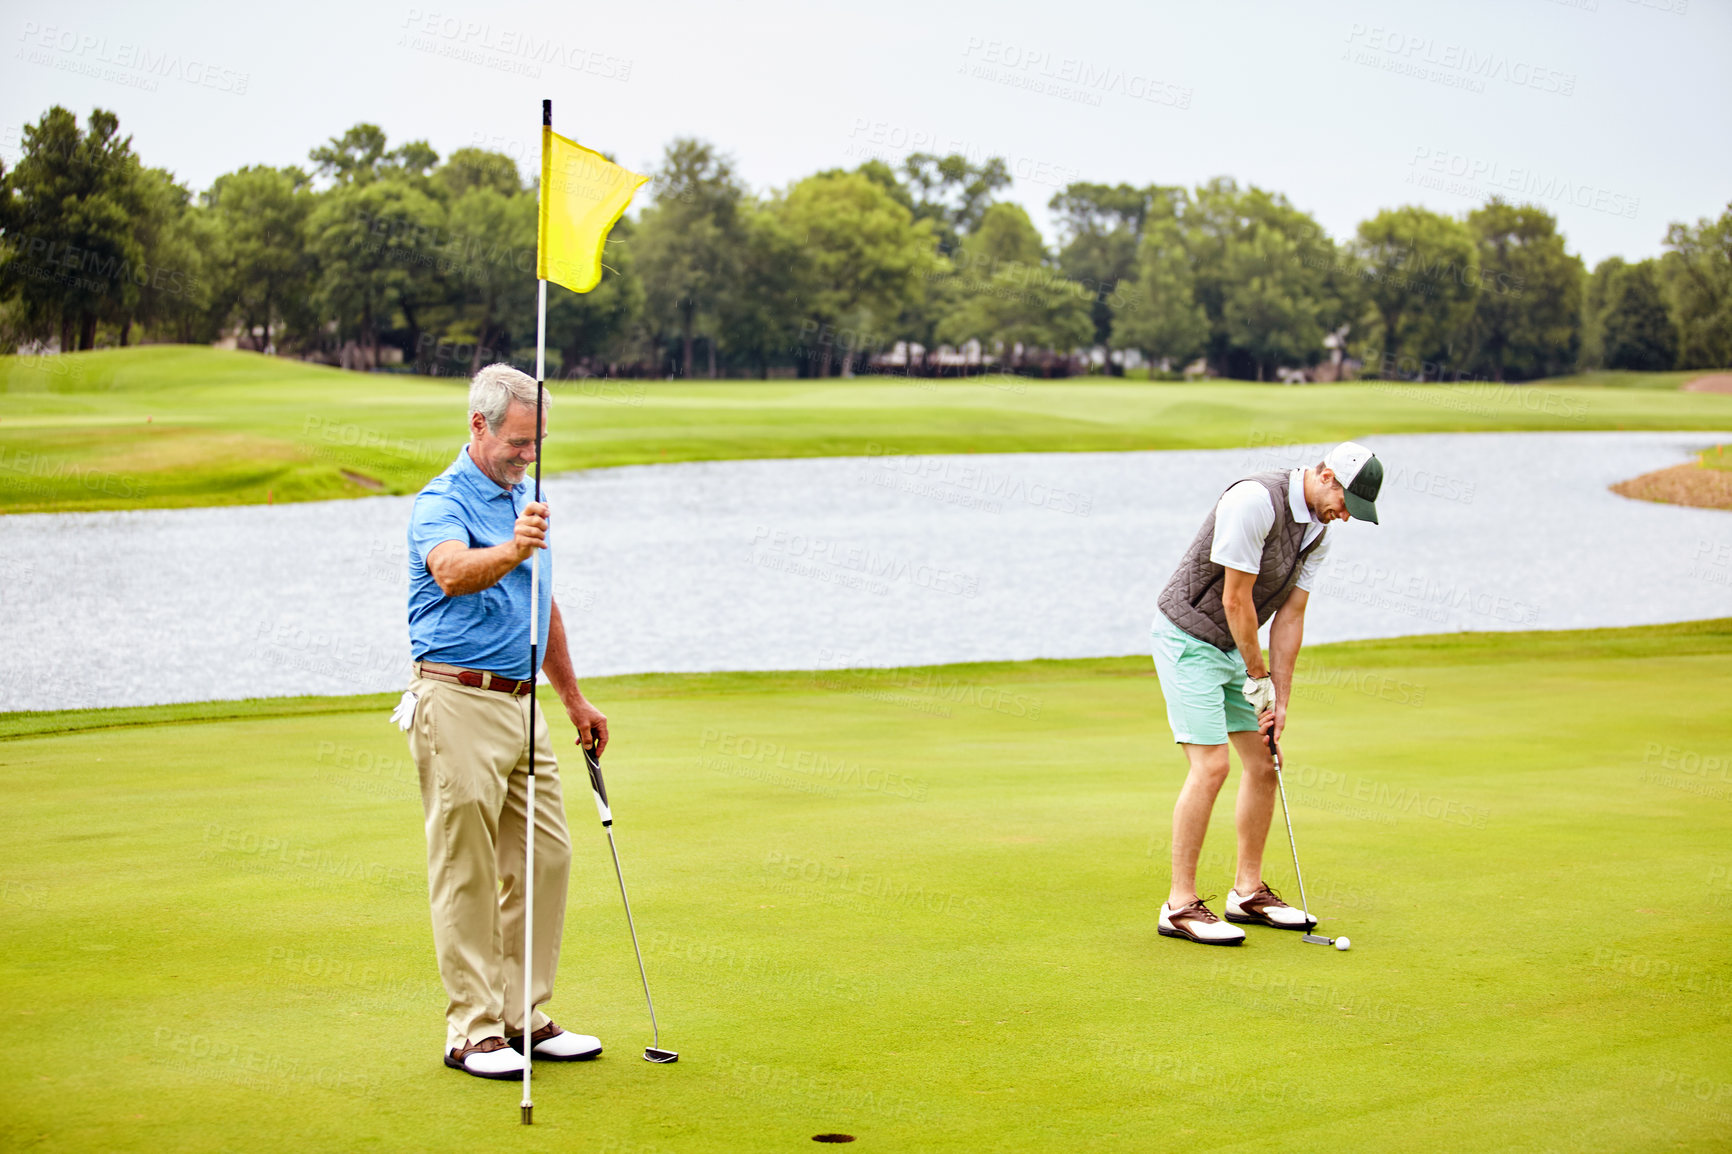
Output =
[
  {"x1": 454, "y1": 445, "x2": 523, "y2": 502},
  {"x1": 1288, "y1": 468, "x2": 1318, "y2": 525}
]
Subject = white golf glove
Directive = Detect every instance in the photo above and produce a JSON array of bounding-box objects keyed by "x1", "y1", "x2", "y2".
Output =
[
  {"x1": 389, "y1": 690, "x2": 418, "y2": 732},
  {"x1": 1241, "y1": 676, "x2": 1276, "y2": 714}
]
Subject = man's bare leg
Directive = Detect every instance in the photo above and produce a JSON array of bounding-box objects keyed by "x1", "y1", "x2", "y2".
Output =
[
  {"x1": 1228, "y1": 729, "x2": 1277, "y2": 894},
  {"x1": 1167, "y1": 742, "x2": 1231, "y2": 908}
]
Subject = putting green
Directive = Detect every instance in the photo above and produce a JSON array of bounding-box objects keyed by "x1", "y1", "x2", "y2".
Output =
[
  {"x1": 3, "y1": 346, "x2": 1730, "y2": 513},
  {"x1": 2, "y1": 621, "x2": 1729, "y2": 1151}
]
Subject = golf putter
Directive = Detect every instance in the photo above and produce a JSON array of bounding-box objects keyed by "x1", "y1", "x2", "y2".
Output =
[
  {"x1": 1264, "y1": 727, "x2": 1334, "y2": 947},
  {"x1": 583, "y1": 742, "x2": 679, "y2": 1063}
]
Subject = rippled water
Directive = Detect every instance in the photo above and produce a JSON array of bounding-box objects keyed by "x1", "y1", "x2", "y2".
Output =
[{"x1": 3, "y1": 431, "x2": 1728, "y2": 710}]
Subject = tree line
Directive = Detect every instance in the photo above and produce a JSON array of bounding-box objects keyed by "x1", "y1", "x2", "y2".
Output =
[{"x1": 1, "y1": 104, "x2": 1727, "y2": 382}]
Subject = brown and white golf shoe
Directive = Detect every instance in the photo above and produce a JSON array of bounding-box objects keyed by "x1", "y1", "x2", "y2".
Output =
[
  {"x1": 444, "y1": 1036, "x2": 527, "y2": 1080},
  {"x1": 1225, "y1": 882, "x2": 1317, "y2": 930},
  {"x1": 507, "y1": 1021, "x2": 603, "y2": 1061},
  {"x1": 1158, "y1": 897, "x2": 1247, "y2": 945}
]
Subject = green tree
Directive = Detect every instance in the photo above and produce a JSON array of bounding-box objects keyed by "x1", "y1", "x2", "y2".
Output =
[
  {"x1": 391, "y1": 140, "x2": 439, "y2": 181},
  {"x1": 0, "y1": 153, "x2": 12, "y2": 352},
  {"x1": 1049, "y1": 182, "x2": 1176, "y2": 366},
  {"x1": 937, "y1": 202, "x2": 1091, "y2": 372},
  {"x1": 838, "y1": 158, "x2": 957, "y2": 375},
  {"x1": 1658, "y1": 202, "x2": 1732, "y2": 369},
  {"x1": 304, "y1": 123, "x2": 454, "y2": 366},
  {"x1": 777, "y1": 171, "x2": 941, "y2": 376},
  {"x1": 444, "y1": 186, "x2": 536, "y2": 372},
  {"x1": 961, "y1": 201, "x2": 1045, "y2": 268},
  {"x1": 1184, "y1": 180, "x2": 1343, "y2": 379},
  {"x1": 1579, "y1": 256, "x2": 1624, "y2": 369},
  {"x1": 1221, "y1": 217, "x2": 1325, "y2": 380},
  {"x1": 436, "y1": 147, "x2": 524, "y2": 199},
  {"x1": 128, "y1": 166, "x2": 216, "y2": 345},
  {"x1": 309, "y1": 124, "x2": 390, "y2": 185},
  {"x1": 1461, "y1": 199, "x2": 1583, "y2": 381},
  {"x1": 205, "y1": 165, "x2": 315, "y2": 352},
  {"x1": 547, "y1": 215, "x2": 644, "y2": 376},
  {"x1": 716, "y1": 203, "x2": 804, "y2": 378},
  {"x1": 848, "y1": 159, "x2": 916, "y2": 214},
  {"x1": 309, "y1": 124, "x2": 438, "y2": 187},
  {"x1": 1598, "y1": 260, "x2": 1678, "y2": 371},
  {"x1": 0, "y1": 106, "x2": 146, "y2": 350},
  {"x1": 635, "y1": 139, "x2": 746, "y2": 377},
  {"x1": 1351, "y1": 206, "x2": 1478, "y2": 378},
  {"x1": 1115, "y1": 215, "x2": 1208, "y2": 369},
  {"x1": 902, "y1": 153, "x2": 1011, "y2": 253},
  {"x1": 306, "y1": 177, "x2": 443, "y2": 367}
]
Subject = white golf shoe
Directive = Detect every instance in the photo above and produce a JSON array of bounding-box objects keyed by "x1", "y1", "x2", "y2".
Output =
[
  {"x1": 444, "y1": 1036, "x2": 527, "y2": 1080},
  {"x1": 1225, "y1": 882, "x2": 1317, "y2": 930},
  {"x1": 509, "y1": 1021, "x2": 603, "y2": 1061},
  {"x1": 1158, "y1": 897, "x2": 1247, "y2": 945}
]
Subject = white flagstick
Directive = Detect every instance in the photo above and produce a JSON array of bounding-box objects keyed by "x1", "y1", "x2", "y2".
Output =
[{"x1": 522, "y1": 97, "x2": 551, "y2": 1128}]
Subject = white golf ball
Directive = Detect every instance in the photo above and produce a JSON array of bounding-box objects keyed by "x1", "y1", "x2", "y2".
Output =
[{"x1": 1335, "y1": 936, "x2": 1351, "y2": 951}]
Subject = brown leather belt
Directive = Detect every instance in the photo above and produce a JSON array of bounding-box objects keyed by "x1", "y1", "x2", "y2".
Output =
[{"x1": 415, "y1": 661, "x2": 535, "y2": 697}]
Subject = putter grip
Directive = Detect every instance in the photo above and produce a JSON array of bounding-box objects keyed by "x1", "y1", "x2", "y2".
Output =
[{"x1": 586, "y1": 746, "x2": 613, "y2": 825}]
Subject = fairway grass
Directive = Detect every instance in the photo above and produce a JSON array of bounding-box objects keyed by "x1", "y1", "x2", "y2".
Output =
[
  {"x1": 4, "y1": 346, "x2": 1731, "y2": 514},
  {"x1": 2, "y1": 621, "x2": 1729, "y2": 1152}
]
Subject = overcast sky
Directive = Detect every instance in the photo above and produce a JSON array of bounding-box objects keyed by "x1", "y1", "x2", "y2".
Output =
[{"x1": 4, "y1": 0, "x2": 1727, "y2": 266}]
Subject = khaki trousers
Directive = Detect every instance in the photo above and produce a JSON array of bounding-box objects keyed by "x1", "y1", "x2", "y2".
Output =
[{"x1": 405, "y1": 670, "x2": 571, "y2": 1052}]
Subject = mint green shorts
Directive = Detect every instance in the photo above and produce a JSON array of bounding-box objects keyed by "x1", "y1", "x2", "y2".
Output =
[{"x1": 1150, "y1": 612, "x2": 1259, "y2": 746}]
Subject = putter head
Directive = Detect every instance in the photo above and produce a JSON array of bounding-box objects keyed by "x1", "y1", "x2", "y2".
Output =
[
  {"x1": 1302, "y1": 934, "x2": 1334, "y2": 946},
  {"x1": 644, "y1": 1047, "x2": 679, "y2": 1063}
]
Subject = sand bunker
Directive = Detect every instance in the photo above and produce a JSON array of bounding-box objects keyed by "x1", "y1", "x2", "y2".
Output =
[
  {"x1": 1683, "y1": 373, "x2": 1732, "y2": 394},
  {"x1": 1612, "y1": 458, "x2": 1732, "y2": 510}
]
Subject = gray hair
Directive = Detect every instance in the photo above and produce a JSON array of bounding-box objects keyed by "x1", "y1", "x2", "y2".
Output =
[{"x1": 468, "y1": 363, "x2": 550, "y2": 433}]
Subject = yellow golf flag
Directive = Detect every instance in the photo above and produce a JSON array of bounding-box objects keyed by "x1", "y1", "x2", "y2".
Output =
[{"x1": 537, "y1": 127, "x2": 648, "y2": 294}]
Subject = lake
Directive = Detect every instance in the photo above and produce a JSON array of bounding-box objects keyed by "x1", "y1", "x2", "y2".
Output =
[{"x1": 2, "y1": 431, "x2": 1727, "y2": 710}]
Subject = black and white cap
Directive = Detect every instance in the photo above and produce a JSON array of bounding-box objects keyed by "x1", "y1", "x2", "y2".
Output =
[{"x1": 1324, "y1": 441, "x2": 1384, "y2": 524}]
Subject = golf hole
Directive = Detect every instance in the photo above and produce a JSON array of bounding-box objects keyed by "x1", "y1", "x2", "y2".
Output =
[{"x1": 811, "y1": 1135, "x2": 856, "y2": 1143}]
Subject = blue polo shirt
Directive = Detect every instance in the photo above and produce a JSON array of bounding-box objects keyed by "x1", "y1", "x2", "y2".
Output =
[{"x1": 407, "y1": 446, "x2": 552, "y2": 679}]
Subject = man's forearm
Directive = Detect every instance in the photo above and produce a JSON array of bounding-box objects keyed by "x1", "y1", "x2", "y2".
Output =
[
  {"x1": 543, "y1": 599, "x2": 608, "y2": 752},
  {"x1": 1268, "y1": 605, "x2": 1306, "y2": 707},
  {"x1": 1224, "y1": 597, "x2": 1268, "y2": 679},
  {"x1": 543, "y1": 600, "x2": 585, "y2": 708},
  {"x1": 430, "y1": 543, "x2": 523, "y2": 597}
]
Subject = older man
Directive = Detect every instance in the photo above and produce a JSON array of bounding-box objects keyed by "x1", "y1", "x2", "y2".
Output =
[
  {"x1": 400, "y1": 363, "x2": 610, "y2": 1077},
  {"x1": 1151, "y1": 441, "x2": 1382, "y2": 945}
]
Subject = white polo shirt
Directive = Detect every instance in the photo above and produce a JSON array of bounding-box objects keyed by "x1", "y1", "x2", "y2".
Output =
[{"x1": 1209, "y1": 469, "x2": 1330, "y2": 590}]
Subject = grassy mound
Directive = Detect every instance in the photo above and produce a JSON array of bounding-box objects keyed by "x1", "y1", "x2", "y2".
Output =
[{"x1": 3, "y1": 346, "x2": 1730, "y2": 514}]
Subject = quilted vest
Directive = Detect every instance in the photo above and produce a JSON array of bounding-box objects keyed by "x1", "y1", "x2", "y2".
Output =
[{"x1": 1156, "y1": 470, "x2": 1324, "y2": 651}]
